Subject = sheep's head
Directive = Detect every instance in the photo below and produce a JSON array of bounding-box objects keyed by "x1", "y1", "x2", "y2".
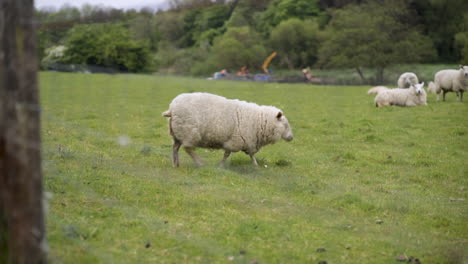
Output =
[
  {"x1": 460, "y1": 65, "x2": 468, "y2": 77},
  {"x1": 405, "y1": 77, "x2": 412, "y2": 85},
  {"x1": 412, "y1": 82, "x2": 425, "y2": 95},
  {"x1": 276, "y1": 112, "x2": 293, "y2": 142}
]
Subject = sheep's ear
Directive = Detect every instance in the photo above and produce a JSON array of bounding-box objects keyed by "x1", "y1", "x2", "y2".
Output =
[
  {"x1": 276, "y1": 112, "x2": 283, "y2": 119},
  {"x1": 460, "y1": 65, "x2": 464, "y2": 69},
  {"x1": 420, "y1": 82, "x2": 424, "y2": 86}
]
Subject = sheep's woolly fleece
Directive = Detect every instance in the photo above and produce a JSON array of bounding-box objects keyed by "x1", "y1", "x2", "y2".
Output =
[
  {"x1": 163, "y1": 92, "x2": 293, "y2": 166},
  {"x1": 374, "y1": 83, "x2": 427, "y2": 107},
  {"x1": 428, "y1": 66, "x2": 468, "y2": 101},
  {"x1": 397, "y1": 72, "x2": 419, "y2": 88},
  {"x1": 367, "y1": 86, "x2": 388, "y2": 95}
]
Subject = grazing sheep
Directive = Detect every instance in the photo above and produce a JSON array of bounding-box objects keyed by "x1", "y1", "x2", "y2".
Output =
[
  {"x1": 374, "y1": 82, "x2": 427, "y2": 107},
  {"x1": 367, "y1": 86, "x2": 388, "y2": 95},
  {"x1": 162, "y1": 93, "x2": 294, "y2": 167},
  {"x1": 397, "y1": 72, "x2": 419, "y2": 88},
  {"x1": 428, "y1": 65, "x2": 468, "y2": 101}
]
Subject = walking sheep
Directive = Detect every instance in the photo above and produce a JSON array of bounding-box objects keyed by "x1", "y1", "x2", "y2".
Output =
[
  {"x1": 427, "y1": 65, "x2": 468, "y2": 101},
  {"x1": 374, "y1": 82, "x2": 427, "y2": 107},
  {"x1": 162, "y1": 93, "x2": 294, "y2": 167},
  {"x1": 397, "y1": 72, "x2": 419, "y2": 88}
]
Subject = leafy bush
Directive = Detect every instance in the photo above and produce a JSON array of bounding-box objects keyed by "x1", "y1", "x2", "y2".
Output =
[
  {"x1": 41, "y1": 45, "x2": 67, "y2": 69},
  {"x1": 256, "y1": 0, "x2": 320, "y2": 35},
  {"x1": 269, "y1": 18, "x2": 322, "y2": 69},
  {"x1": 62, "y1": 23, "x2": 151, "y2": 72},
  {"x1": 209, "y1": 26, "x2": 267, "y2": 72},
  {"x1": 318, "y1": 0, "x2": 437, "y2": 84},
  {"x1": 455, "y1": 31, "x2": 468, "y2": 64},
  {"x1": 454, "y1": 14, "x2": 468, "y2": 64}
]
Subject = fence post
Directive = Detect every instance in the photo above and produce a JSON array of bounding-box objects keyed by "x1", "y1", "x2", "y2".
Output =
[{"x1": 0, "y1": 0, "x2": 47, "y2": 263}]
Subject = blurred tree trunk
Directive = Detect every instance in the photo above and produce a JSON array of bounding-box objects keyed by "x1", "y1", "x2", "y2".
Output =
[
  {"x1": 355, "y1": 67, "x2": 366, "y2": 83},
  {"x1": 284, "y1": 56, "x2": 294, "y2": 70},
  {"x1": 0, "y1": 0, "x2": 47, "y2": 263},
  {"x1": 227, "y1": 0, "x2": 240, "y2": 19},
  {"x1": 376, "y1": 67, "x2": 384, "y2": 85}
]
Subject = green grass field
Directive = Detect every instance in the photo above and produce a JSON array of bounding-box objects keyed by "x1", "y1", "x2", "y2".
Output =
[
  {"x1": 40, "y1": 72, "x2": 467, "y2": 263},
  {"x1": 274, "y1": 64, "x2": 457, "y2": 85}
]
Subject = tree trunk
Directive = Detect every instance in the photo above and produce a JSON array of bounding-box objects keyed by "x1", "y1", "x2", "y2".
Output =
[
  {"x1": 0, "y1": 0, "x2": 47, "y2": 263},
  {"x1": 355, "y1": 67, "x2": 367, "y2": 83},
  {"x1": 284, "y1": 55, "x2": 294, "y2": 70},
  {"x1": 227, "y1": 0, "x2": 240, "y2": 20},
  {"x1": 376, "y1": 67, "x2": 385, "y2": 85}
]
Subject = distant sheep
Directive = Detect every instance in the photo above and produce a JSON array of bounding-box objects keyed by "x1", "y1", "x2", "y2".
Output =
[
  {"x1": 374, "y1": 82, "x2": 427, "y2": 107},
  {"x1": 162, "y1": 93, "x2": 294, "y2": 167},
  {"x1": 428, "y1": 65, "x2": 468, "y2": 101},
  {"x1": 397, "y1": 72, "x2": 419, "y2": 88},
  {"x1": 368, "y1": 73, "x2": 419, "y2": 95}
]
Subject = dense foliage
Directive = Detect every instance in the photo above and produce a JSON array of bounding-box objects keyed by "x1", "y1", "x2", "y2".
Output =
[
  {"x1": 37, "y1": 0, "x2": 468, "y2": 76},
  {"x1": 318, "y1": 0, "x2": 436, "y2": 83},
  {"x1": 60, "y1": 23, "x2": 151, "y2": 72}
]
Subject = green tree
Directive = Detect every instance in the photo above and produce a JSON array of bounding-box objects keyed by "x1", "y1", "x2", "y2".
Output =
[
  {"x1": 454, "y1": 13, "x2": 468, "y2": 64},
  {"x1": 318, "y1": 0, "x2": 436, "y2": 84},
  {"x1": 129, "y1": 15, "x2": 159, "y2": 51},
  {"x1": 155, "y1": 12, "x2": 185, "y2": 45},
  {"x1": 193, "y1": 26, "x2": 267, "y2": 74},
  {"x1": 257, "y1": 0, "x2": 320, "y2": 35},
  {"x1": 62, "y1": 23, "x2": 151, "y2": 72},
  {"x1": 455, "y1": 32, "x2": 468, "y2": 64},
  {"x1": 410, "y1": 0, "x2": 468, "y2": 62},
  {"x1": 269, "y1": 18, "x2": 322, "y2": 69},
  {"x1": 178, "y1": 5, "x2": 230, "y2": 47}
]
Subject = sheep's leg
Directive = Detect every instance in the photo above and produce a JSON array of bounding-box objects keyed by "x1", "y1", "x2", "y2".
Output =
[
  {"x1": 172, "y1": 140, "x2": 181, "y2": 168},
  {"x1": 443, "y1": 90, "x2": 447, "y2": 101},
  {"x1": 250, "y1": 154, "x2": 258, "y2": 166},
  {"x1": 219, "y1": 150, "x2": 231, "y2": 167},
  {"x1": 184, "y1": 147, "x2": 202, "y2": 167},
  {"x1": 460, "y1": 91, "x2": 464, "y2": 102}
]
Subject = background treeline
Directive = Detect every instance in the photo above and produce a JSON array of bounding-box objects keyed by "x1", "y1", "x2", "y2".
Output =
[{"x1": 38, "y1": 0, "x2": 468, "y2": 82}]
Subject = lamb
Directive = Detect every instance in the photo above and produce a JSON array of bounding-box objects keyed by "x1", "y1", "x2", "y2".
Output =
[
  {"x1": 162, "y1": 92, "x2": 294, "y2": 167},
  {"x1": 397, "y1": 72, "x2": 419, "y2": 88},
  {"x1": 374, "y1": 82, "x2": 427, "y2": 107},
  {"x1": 427, "y1": 65, "x2": 468, "y2": 101}
]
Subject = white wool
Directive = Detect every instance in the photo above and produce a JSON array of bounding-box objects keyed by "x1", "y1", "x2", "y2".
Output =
[
  {"x1": 367, "y1": 86, "x2": 388, "y2": 95},
  {"x1": 427, "y1": 81, "x2": 437, "y2": 94},
  {"x1": 428, "y1": 66, "x2": 468, "y2": 101},
  {"x1": 374, "y1": 83, "x2": 427, "y2": 107},
  {"x1": 163, "y1": 93, "x2": 293, "y2": 166},
  {"x1": 397, "y1": 72, "x2": 419, "y2": 88}
]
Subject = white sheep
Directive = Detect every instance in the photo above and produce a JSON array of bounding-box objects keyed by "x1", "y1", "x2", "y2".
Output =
[
  {"x1": 397, "y1": 72, "x2": 419, "y2": 88},
  {"x1": 367, "y1": 86, "x2": 388, "y2": 95},
  {"x1": 427, "y1": 65, "x2": 468, "y2": 101},
  {"x1": 374, "y1": 82, "x2": 427, "y2": 107},
  {"x1": 162, "y1": 92, "x2": 294, "y2": 167}
]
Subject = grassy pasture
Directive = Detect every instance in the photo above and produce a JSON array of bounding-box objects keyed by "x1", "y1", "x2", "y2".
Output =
[
  {"x1": 274, "y1": 64, "x2": 456, "y2": 85},
  {"x1": 40, "y1": 72, "x2": 467, "y2": 263}
]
